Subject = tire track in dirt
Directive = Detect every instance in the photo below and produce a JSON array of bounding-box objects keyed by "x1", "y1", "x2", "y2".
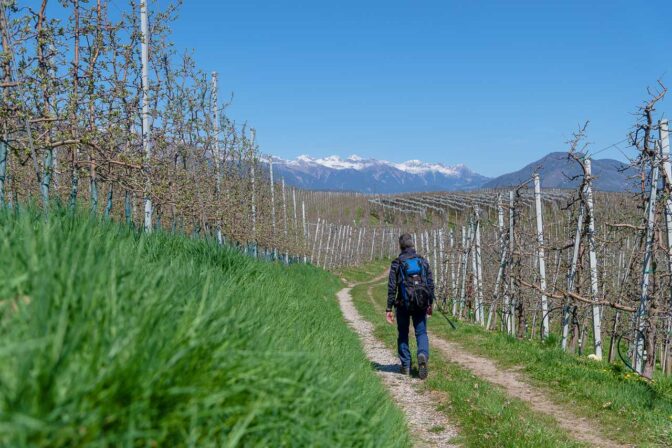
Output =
[
  {"x1": 337, "y1": 284, "x2": 459, "y2": 448},
  {"x1": 363, "y1": 274, "x2": 627, "y2": 448},
  {"x1": 429, "y1": 335, "x2": 626, "y2": 448}
]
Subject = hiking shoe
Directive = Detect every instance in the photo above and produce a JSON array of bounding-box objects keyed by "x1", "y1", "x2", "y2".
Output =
[
  {"x1": 418, "y1": 354, "x2": 428, "y2": 380},
  {"x1": 400, "y1": 365, "x2": 411, "y2": 376}
]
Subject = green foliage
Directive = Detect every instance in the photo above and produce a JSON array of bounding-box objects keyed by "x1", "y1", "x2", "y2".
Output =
[{"x1": 0, "y1": 210, "x2": 409, "y2": 447}]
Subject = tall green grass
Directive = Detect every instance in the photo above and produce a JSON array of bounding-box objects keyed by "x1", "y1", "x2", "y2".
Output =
[{"x1": 0, "y1": 209, "x2": 409, "y2": 447}]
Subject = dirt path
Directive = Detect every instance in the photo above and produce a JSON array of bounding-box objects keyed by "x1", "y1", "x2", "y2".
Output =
[
  {"x1": 337, "y1": 284, "x2": 459, "y2": 447},
  {"x1": 360, "y1": 274, "x2": 626, "y2": 448},
  {"x1": 430, "y1": 335, "x2": 626, "y2": 448}
]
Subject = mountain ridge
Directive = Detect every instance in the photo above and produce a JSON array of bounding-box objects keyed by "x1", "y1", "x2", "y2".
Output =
[
  {"x1": 267, "y1": 153, "x2": 634, "y2": 193},
  {"x1": 268, "y1": 155, "x2": 489, "y2": 193}
]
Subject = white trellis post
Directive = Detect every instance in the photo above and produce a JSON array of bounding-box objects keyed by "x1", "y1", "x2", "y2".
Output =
[
  {"x1": 302, "y1": 200, "x2": 307, "y2": 263},
  {"x1": 370, "y1": 228, "x2": 376, "y2": 261},
  {"x1": 659, "y1": 119, "x2": 672, "y2": 373},
  {"x1": 211, "y1": 72, "x2": 223, "y2": 245},
  {"x1": 470, "y1": 223, "x2": 479, "y2": 323},
  {"x1": 357, "y1": 227, "x2": 364, "y2": 263},
  {"x1": 316, "y1": 220, "x2": 325, "y2": 266},
  {"x1": 474, "y1": 208, "x2": 485, "y2": 326},
  {"x1": 281, "y1": 178, "x2": 289, "y2": 263},
  {"x1": 453, "y1": 226, "x2": 467, "y2": 317},
  {"x1": 249, "y1": 129, "x2": 257, "y2": 257},
  {"x1": 449, "y1": 228, "x2": 457, "y2": 305},
  {"x1": 140, "y1": 0, "x2": 153, "y2": 231},
  {"x1": 292, "y1": 188, "x2": 298, "y2": 243},
  {"x1": 311, "y1": 218, "x2": 321, "y2": 263},
  {"x1": 487, "y1": 195, "x2": 507, "y2": 329},
  {"x1": 438, "y1": 228, "x2": 445, "y2": 301},
  {"x1": 380, "y1": 227, "x2": 386, "y2": 258},
  {"x1": 457, "y1": 225, "x2": 470, "y2": 317},
  {"x1": 508, "y1": 191, "x2": 516, "y2": 336},
  {"x1": 269, "y1": 158, "x2": 277, "y2": 252},
  {"x1": 323, "y1": 225, "x2": 333, "y2": 269},
  {"x1": 433, "y1": 229, "x2": 438, "y2": 282},
  {"x1": 534, "y1": 174, "x2": 550, "y2": 339},
  {"x1": 584, "y1": 158, "x2": 603, "y2": 359}
]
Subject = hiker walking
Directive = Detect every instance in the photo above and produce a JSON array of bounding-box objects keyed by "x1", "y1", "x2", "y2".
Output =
[{"x1": 386, "y1": 233, "x2": 435, "y2": 379}]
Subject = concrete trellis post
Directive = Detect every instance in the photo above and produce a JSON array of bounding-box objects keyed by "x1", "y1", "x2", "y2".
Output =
[
  {"x1": 269, "y1": 159, "x2": 276, "y2": 243},
  {"x1": 474, "y1": 208, "x2": 485, "y2": 325},
  {"x1": 211, "y1": 72, "x2": 223, "y2": 245},
  {"x1": 316, "y1": 220, "x2": 325, "y2": 266},
  {"x1": 458, "y1": 224, "x2": 471, "y2": 318},
  {"x1": 302, "y1": 200, "x2": 307, "y2": 262},
  {"x1": 470, "y1": 226, "x2": 479, "y2": 322},
  {"x1": 323, "y1": 225, "x2": 333, "y2": 269},
  {"x1": 370, "y1": 228, "x2": 376, "y2": 261},
  {"x1": 659, "y1": 119, "x2": 672, "y2": 373},
  {"x1": 508, "y1": 191, "x2": 516, "y2": 336},
  {"x1": 438, "y1": 228, "x2": 445, "y2": 300},
  {"x1": 356, "y1": 228, "x2": 364, "y2": 263},
  {"x1": 487, "y1": 194, "x2": 507, "y2": 329},
  {"x1": 281, "y1": 178, "x2": 289, "y2": 263},
  {"x1": 292, "y1": 188, "x2": 298, "y2": 243},
  {"x1": 380, "y1": 227, "x2": 386, "y2": 259},
  {"x1": 433, "y1": 230, "x2": 438, "y2": 283},
  {"x1": 584, "y1": 159, "x2": 603, "y2": 359},
  {"x1": 449, "y1": 229, "x2": 457, "y2": 304},
  {"x1": 454, "y1": 226, "x2": 464, "y2": 315},
  {"x1": 311, "y1": 218, "x2": 321, "y2": 262},
  {"x1": 140, "y1": 0, "x2": 153, "y2": 231},
  {"x1": 534, "y1": 174, "x2": 550, "y2": 339},
  {"x1": 249, "y1": 129, "x2": 257, "y2": 256}
]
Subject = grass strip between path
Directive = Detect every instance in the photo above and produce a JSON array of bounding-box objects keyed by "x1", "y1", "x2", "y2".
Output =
[{"x1": 347, "y1": 278, "x2": 586, "y2": 448}]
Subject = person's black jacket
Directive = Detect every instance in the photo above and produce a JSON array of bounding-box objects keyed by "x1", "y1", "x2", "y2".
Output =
[{"x1": 386, "y1": 247, "x2": 435, "y2": 312}]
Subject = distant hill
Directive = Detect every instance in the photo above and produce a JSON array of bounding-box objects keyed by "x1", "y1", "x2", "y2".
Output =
[
  {"x1": 482, "y1": 152, "x2": 637, "y2": 192},
  {"x1": 267, "y1": 155, "x2": 490, "y2": 193}
]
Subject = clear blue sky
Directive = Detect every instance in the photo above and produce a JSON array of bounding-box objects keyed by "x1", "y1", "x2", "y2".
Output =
[{"x1": 170, "y1": 1, "x2": 669, "y2": 176}]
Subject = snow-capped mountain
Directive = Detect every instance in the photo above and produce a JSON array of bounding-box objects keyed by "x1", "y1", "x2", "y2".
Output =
[{"x1": 267, "y1": 155, "x2": 490, "y2": 193}]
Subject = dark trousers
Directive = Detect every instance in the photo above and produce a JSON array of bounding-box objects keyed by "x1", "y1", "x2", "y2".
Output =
[{"x1": 396, "y1": 306, "x2": 429, "y2": 367}]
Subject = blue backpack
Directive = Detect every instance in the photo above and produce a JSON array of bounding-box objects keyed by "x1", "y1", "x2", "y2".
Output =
[{"x1": 398, "y1": 257, "x2": 431, "y2": 310}]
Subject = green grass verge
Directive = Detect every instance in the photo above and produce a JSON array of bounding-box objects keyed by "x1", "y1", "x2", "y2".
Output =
[
  {"x1": 0, "y1": 210, "x2": 410, "y2": 447},
  {"x1": 348, "y1": 277, "x2": 586, "y2": 448}
]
